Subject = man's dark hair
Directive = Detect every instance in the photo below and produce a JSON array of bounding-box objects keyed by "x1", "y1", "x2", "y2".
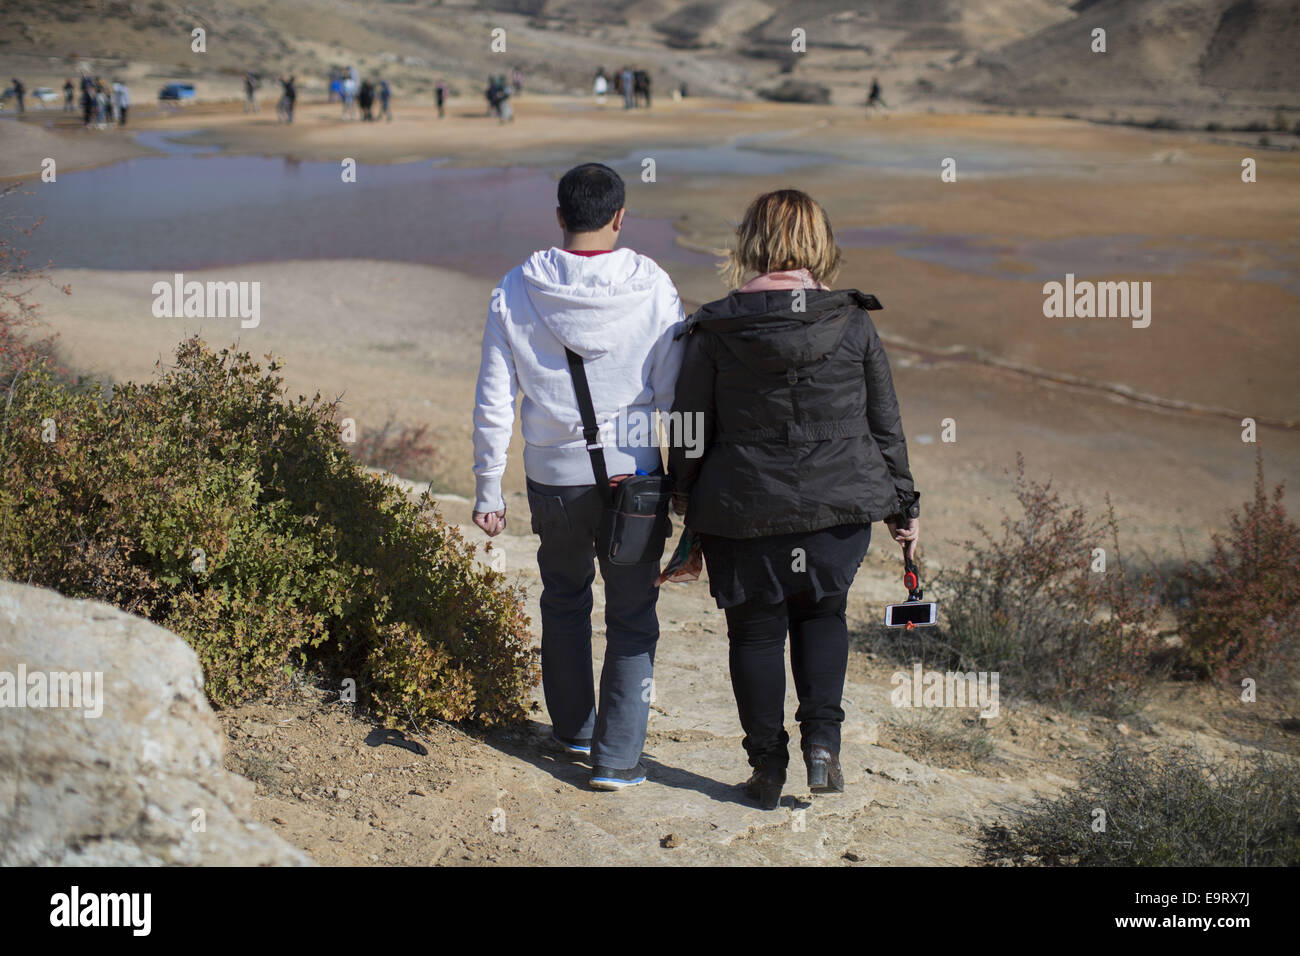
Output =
[{"x1": 557, "y1": 163, "x2": 625, "y2": 233}]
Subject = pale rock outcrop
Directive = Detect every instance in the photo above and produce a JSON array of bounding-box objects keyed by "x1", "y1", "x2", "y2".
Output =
[{"x1": 0, "y1": 581, "x2": 312, "y2": 865}]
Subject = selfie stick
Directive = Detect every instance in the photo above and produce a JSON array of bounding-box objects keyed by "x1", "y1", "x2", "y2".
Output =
[
  {"x1": 887, "y1": 544, "x2": 937, "y2": 630},
  {"x1": 903, "y1": 550, "x2": 923, "y2": 603}
]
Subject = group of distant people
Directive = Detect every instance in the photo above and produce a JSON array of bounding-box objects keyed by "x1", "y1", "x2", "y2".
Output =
[
  {"x1": 15, "y1": 62, "x2": 885, "y2": 133},
  {"x1": 243, "y1": 67, "x2": 399, "y2": 124},
  {"x1": 65, "y1": 75, "x2": 130, "y2": 127},
  {"x1": 237, "y1": 67, "x2": 460, "y2": 125},
  {"x1": 329, "y1": 66, "x2": 392, "y2": 122},
  {"x1": 242, "y1": 71, "x2": 297, "y2": 122},
  {"x1": 594, "y1": 66, "x2": 651, "y2": 109},
  {"x1": 485, "y1": 70, "x2": 522, "y2": 123},
  {"x1": 5, "y1": 75, "x2": 126, "y2": 125},
  {"x1": 15, "y1": 65, "x2": 886, "y2": 135}
]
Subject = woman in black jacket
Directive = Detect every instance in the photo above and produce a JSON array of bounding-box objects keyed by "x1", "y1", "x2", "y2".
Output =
[{"x1": 668, "y1": 189, "x2": 920, "y2": 809}]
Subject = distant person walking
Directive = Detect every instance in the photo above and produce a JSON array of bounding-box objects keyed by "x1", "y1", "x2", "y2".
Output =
[
  {"x1": 495, "y1": 74, "x2": 513, "y2": 123},
  {"x1": 867, "y1": 77, "x2": 889, "y2": 115},
  {"x1": 94, "y1": 81, "x2": 109, "y2": 127},
  {"x1": 435, "y1": 80, "x2": 446, "y2": 118},
  {"x1": 243, "y1": 72, "x2": 260, "y2": 113},
  {"x1": 341, "y1": 75, "x2": 357, "y2": 119},
  {"x1": 112, "y1": 80, "x2": 129, "y2": 125},
  {"x1": 359, "y1": 78, "x2": 375, "y2": 121},
  {"x1": 593, "y1": 68, "x2": 607, "y2": 105},
  {"x1": 278, "y1": 74, "x2": 296, "y2": 123},
  {"x1": 512, "y1": 68, "x2": 523, "y2": 94},
  {"x1": 620, "y1": 66, "x2": 634, "y2": 109},
  {"x1": 635, "y1": 69, "x2": 651, "y2": 108},
  {"x1": 79, "y1": 82, "x2": 93, "y2": 126},
  {"x1": 10, "y1": 78, "x2": 24, "y2": 113},
  {"x1": 63, "y1": 79, "x2": 74, "y2": 111},
  {"x1": 378, "y1": 78, "x2": 391, "y2": 121}
]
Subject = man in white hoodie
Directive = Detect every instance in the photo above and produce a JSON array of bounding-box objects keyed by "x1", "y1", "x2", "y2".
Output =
[{"x1": 472, "y1": 163, "x2": 686, "y2": 790}]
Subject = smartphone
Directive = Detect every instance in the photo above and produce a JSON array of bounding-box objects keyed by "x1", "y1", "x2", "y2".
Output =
[{"x1": 884, "y1": 600, "x2": 937, "y2": 628}]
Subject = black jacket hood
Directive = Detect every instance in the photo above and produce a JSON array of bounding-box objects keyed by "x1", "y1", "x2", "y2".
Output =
[{"x1": 684, "y1": 289, "x2": 883, "y2": 376}]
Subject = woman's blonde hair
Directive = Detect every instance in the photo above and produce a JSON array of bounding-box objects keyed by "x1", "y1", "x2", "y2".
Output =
[{"x1": 719, "y1": 189, "x2": 842, "y2": 290}]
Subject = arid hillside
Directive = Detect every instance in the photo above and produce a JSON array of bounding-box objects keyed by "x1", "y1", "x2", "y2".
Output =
[
  {"x1": 939, "y1": 0, "x2": 1300, "y2": 118},
  {"x1": 2, "y1": 0, "x2": 1294, "y2": 121}
]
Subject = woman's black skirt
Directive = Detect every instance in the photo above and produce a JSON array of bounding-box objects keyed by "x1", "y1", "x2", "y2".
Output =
[{"x1": 698, "y1": 522, "x2": 871, "y2": 610}]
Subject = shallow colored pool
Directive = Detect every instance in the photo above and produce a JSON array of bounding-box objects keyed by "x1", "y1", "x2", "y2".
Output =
[
  {"x1": 9, "y1": 130, "x2": 1295, "y2": 297},
  {"x1": 9, "y1": 133, "x2": 713, "y2": 278}
]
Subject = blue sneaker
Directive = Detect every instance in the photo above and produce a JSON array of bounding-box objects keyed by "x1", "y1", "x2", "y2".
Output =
[
  {"x1": 590, "y1": 763, "x2": 647, "y2": 791},
  {"x1": 551, "y1": 732, "x2": 592, "y2": 757}
]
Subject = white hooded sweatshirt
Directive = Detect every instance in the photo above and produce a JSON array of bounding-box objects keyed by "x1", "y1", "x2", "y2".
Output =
[{"x1": 472, "y1": 247, "x2": 686, "y2": 513}]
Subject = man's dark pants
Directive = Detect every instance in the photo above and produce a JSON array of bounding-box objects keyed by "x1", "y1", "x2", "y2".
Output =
[{"x1": 526, "y1": 477, "x2": 660, "y2": 770}]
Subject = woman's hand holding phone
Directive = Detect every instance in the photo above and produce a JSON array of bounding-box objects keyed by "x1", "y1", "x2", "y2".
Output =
[{"x1": 885, "y1": 515, "x2": 919, "y2": 560}]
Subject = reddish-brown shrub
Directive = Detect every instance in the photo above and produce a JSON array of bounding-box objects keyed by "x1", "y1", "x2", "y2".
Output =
[{"x1": 1178, "y1": 455, "x2": 1300, "y2": 682}]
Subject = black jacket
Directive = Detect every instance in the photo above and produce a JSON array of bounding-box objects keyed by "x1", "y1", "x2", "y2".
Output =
[{"x1": 668, "y1": 288, "x2": 918, "y2": 538}]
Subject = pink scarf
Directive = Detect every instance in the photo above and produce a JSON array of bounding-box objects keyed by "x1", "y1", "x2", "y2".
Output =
[{"x1": 737, "y1": 268, "x2": 829, "y2": 292}]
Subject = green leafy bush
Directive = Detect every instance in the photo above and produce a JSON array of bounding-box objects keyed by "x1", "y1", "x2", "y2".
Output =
[
  {"x1": 981, "y1": 745, "x2": 1300, "y2": 866},
  {"x1": 1176, "y1": 456, "x2": 1300, "y2": 683},
  {"x1": 0, "y1": 338, "x2": 539, "y2": 726}
]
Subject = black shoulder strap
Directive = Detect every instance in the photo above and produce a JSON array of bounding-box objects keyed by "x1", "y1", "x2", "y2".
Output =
[{"x1": 564, "y1": 348, "x2": 613, "y2": 505}]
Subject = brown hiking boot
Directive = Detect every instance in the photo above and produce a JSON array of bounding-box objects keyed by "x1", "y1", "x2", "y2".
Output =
[{"x1": 806, "y1": 745, "x2": 845, "y2": 794}]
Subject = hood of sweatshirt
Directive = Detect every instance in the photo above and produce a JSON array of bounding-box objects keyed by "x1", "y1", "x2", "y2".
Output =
[{"x1": 521, "y1": 247, "x2": 666, "y2": 360}]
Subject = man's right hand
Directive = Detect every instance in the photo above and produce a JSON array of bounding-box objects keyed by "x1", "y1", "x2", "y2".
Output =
[{"x1": 473, "y1": 509, "x2": 507, "y2": 537}]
